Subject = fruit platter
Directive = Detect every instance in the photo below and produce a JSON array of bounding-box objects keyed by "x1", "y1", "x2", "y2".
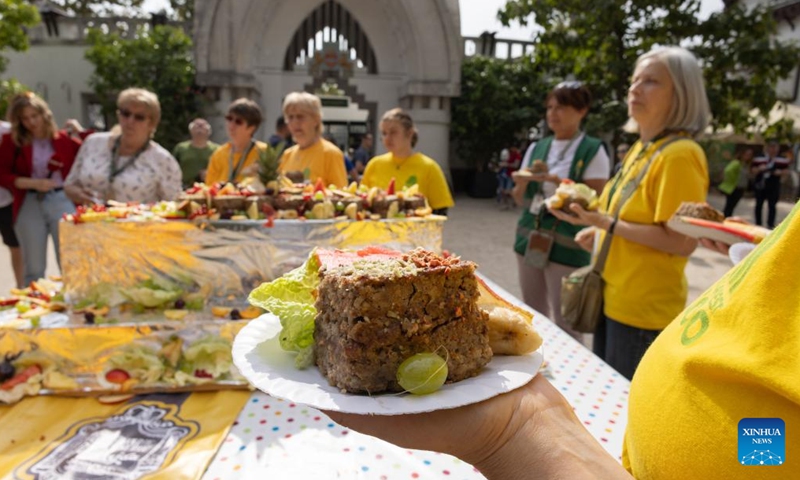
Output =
[
  {"x1": 59, "y1": 182, "x2": 445, "y2": 307},
  {"x1": 0, "y1": 319, "x2": 249, "y2": 404}
]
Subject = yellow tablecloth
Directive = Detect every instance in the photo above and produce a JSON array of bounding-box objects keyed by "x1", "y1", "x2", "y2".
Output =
[{"x1": 0, "y1": 390, "x2": 249, "y2": 479}]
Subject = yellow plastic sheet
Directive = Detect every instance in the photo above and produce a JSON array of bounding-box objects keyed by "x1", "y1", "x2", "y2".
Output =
[
  {"x1": 0, "y1": 390, "x2": 250, "y2": 479},
  {"x1": 60, "y1": 217, "x2": 445, "y2": 303}
]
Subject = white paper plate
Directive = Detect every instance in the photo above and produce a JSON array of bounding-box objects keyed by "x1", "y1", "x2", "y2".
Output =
[
  {"x1": 667, "y1": 216, "x2": 768, "y2": 245},
  {"x1": 233, "y1": 313, "x2": 543, "y2": 416}
]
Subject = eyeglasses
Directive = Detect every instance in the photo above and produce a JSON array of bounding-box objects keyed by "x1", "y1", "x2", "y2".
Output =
[
  {"x1": 118, "y1": 108, "x2": 148, "y2": 122},
  {"x1": 555, "y1": 80, "x2": 585, "y2": 90},
  {"x1": 225, "y1": 115, "x2": 246, "y2": 126}
]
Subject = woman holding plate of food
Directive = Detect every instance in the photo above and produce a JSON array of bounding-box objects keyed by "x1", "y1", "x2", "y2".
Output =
[
  {"x1": 325, "y1": 46, "x2": 800, "y2": 480},
  {"x1": 511, "y1": 81, "x2": 610, "y2": 342}
]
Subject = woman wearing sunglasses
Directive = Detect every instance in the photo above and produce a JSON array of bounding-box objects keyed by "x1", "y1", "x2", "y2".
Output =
[
  {"x1": 64, "y1": 88, "x2": 182, "y2": 206},
  {"x1": 0, "y1": 92, "x2": 82, "y2": 285},
  {"x1": 511, "y1": 81, "x2": 610, "y2": 342},
  {"x1": 278, "y1": 92, "x2": 348, "y2": 188},
  {"x1": 205, "y1": 98, "x2": 266, "y2": 185}
]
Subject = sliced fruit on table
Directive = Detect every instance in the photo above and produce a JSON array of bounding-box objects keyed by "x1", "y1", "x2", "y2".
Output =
[
  {"x1": 104, "y1": 369, "x2": 131, "y2": 384},
  {"x1": 163, "y1": 309, "x2": 189, "y2": 320},
  {"x1": 211, "y1": 306, "x2": 233, "y2": 318}
]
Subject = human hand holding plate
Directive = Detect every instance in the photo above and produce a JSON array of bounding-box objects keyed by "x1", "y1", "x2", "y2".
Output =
[{"x1": 232, "y1": 313, "x2": 544, "y2": 415}]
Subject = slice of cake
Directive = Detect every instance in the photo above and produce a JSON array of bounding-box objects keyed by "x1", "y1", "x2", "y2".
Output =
[
  {"x1": 674, "y1": 202, "x2": 725, "y2": 223},
  {"x1": 314, "y1": 248, "x2": 492, "y2": 394}
]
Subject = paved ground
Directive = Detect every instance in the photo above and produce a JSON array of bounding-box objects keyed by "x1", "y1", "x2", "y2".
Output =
[{"x1": 0, "y1": 192, "x2": 795, "y2": 306}]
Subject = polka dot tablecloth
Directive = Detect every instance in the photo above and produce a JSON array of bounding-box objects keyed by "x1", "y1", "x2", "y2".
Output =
[{"x1": 202, "y1": 276, "x2": 630, "y2": 479}]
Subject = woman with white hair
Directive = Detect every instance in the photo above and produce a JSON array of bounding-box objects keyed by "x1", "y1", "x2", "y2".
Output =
[
  {"x1": 325, "y1": 47, "x2": 800, "y2": 480},
  {"x1": 549, "y1": 46, "x2": 712, "y2": 379},
  {"x1": 278, "y1": 92, "x2": 347, "y2": 188},
  {"x1": 64, "y1": 88, "x2": 182, "y2": 204}
]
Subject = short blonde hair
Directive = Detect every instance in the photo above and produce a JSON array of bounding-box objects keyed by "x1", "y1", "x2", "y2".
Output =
[
  {"x1": 282, "y1": 92, "x2": 323, "y2": 135},
  {"x1": 117, "y1": 88, "x2": 161, "y2": 126},
  {"x1": 8, "y1": 92, "x2": 58, "y2": 146},
  {"x1": 625, "y1": 46, "x2": 711, "y2": 136}
]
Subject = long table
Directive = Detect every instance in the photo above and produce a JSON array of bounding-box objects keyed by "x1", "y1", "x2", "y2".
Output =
[
  {"x1": 0, "y1": 276, "x2": 629, "y2": 479},
  {"x1": 201, "y1": 276, "x2": 631, "y2": 479}
]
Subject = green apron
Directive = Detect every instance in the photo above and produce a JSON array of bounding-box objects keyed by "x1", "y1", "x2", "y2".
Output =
[{"x1": 513, "y1": 135, "x2": 604, "y2": 268}]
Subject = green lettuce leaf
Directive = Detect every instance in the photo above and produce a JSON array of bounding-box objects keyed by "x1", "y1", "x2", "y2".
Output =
[
  {"x1": 180, "y1": 336, "x2": 232, "y2": 379},
  {"x1": 108, "y1": 345, "x2": 165, "y2": 384},
  {"x1": 121, "y1": 287, "x2": 182, "y2": 308},
  {"x1": 248, "y1": 252, "x2": 320, "y2": 368}
]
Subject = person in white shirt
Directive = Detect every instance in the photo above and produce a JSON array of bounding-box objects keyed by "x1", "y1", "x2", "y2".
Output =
[{"x1": 511, "y1": 81, "x2": 610, "y2": 341}]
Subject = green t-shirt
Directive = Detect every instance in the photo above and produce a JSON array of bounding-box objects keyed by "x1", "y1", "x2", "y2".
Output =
[{"x1": 172, "y1": 141, "x2": 220, "y2": 186}]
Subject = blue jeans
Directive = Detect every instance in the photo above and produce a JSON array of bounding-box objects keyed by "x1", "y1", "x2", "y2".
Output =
[
  {"x1": 14, "y1": 190, "x2": 75, "y2": 285},
  {"x1": 592, "y1": 314, "x2": 661, "y2": 380}
]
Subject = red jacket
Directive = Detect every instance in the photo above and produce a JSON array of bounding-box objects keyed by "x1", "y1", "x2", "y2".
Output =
[{"x1": 0, "y1": 130, "x2": 82, "y2": 222}]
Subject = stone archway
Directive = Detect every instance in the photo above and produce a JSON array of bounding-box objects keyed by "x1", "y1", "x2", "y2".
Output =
[{"x1": 194, "y1": 0, "x2": 462, "y2": 174}]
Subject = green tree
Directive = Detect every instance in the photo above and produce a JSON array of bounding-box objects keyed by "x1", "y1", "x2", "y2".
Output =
[
  {"x1": 498, "y1": 1, "x2": 800, "y2": 138},
  {"x1": 0, "y1": 77, "x2": 29, "y2": 114},
  {"x1": 85, "y1": 24, "x2": 202, "y2": 150},
  {"x1": 169, "y1": 0, "x2": 193, "y2": 21},
  {"x1": 451, "y1": 55, "x2": 549, "y2": 168},
  {"x1": 0, "y1": 0, "x2": 40, "y2": 73}
]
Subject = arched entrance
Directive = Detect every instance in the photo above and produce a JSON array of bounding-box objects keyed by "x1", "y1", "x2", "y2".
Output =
[
  {"x1": 282, "y1": 1, "x2": 380, "y2": 154},
  {"x1": 193, "y1": 0, "x2": 462, "y2": 176}
]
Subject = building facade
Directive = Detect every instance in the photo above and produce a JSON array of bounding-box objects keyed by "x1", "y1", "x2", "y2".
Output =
[
  {"x1": 5, "y1": 0, "x2": 464, "y2": 174},
  {"x1": 194, "y1": 0, "x2": 463, "y2": 171}
]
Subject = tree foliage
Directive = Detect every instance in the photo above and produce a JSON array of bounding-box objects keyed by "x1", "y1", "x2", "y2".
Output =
[
  {"x1": 0, "y1": 77, "x2": 29, "y2": 114},
  {"x1": 451, "y1": 56, "x2": 550, "y2": 167},
  {"x1": 85, "y1": 25, "x2": 202, "y2": 149},
  {"x1": 498, "y1": 0, "x2": 800, "y2": 141},
  {"x1": 169, "y1": 0, "x2": 193, "y2": 21},
  {"x1": 0, "y1": 0, "x2": 40, "y2": 73}
]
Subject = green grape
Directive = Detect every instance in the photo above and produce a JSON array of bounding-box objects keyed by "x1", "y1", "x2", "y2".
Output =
[
  {"x1": 15, "y1": 302, "x2": 30, "y2": 313},
  {"x1": 396, "y1": 352, "x2": 448, "y2": 395}
]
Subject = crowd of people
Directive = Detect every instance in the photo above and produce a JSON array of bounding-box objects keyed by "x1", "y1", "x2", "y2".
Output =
[
  {"x1": 1, "y1": 42, "x2": 798, "y2": 479},
  {"x1": 329, "y1": 45, "x2": 800, "y2": 479},
  {"x1": 0, "y1": 89, "x2": 456, "y2": 288}
]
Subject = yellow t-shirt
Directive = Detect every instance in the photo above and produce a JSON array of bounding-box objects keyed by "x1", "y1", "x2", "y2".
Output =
[
  {"x1": 205, "y1": 141, "x2": 266, "y2": 185},
  {"x1": 597, "y1": 137, "x2": 708, "y2": 330},
  {"x1": 278, "y1": 138, "x2": 347, "y2": 188},
  {"x1": 623, "y1": 202, "x2": 800, "y2": 479},
  {"x1": 361, "y1": 152, "x2": 455, "y2": 210}
]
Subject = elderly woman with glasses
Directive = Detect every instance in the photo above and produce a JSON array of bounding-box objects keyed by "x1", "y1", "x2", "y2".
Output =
[
  {"x1": 205, "y1": 98, "x2": 266, "y2": 185},
  {"x1": 278, "y1": 92, "x2": 348, "y2": 188},
  {"x1": 511, "y1": 81, "x2": 610, "y2": 342},
  {"x1": 0, "y1": 92, "x2": 82, "y2": 285},
  {"x1": 64, "y1": 88, "x2": 182, "y2": 205}
]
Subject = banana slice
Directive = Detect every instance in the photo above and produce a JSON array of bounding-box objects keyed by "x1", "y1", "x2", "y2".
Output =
[{"x1": 484, "y1": 305, "x2": 543, "y2": 355}]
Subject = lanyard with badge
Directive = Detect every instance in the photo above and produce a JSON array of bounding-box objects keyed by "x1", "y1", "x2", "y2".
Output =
[
  {"x1": 604, "y1": 131, "x2": 677, "y2": 212},
  {"x1": 228, "y1": 140, "x2": 255, "y2": 183},
  {"x1": 524, "y1": 132, "x2": 581, "y2": 269},
  {"x1": 108, "y1": 136, "x2": 150, "y2": 197}
]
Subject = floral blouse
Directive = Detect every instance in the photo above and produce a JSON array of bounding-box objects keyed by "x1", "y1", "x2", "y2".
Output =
[{"x1": 65, "y1": 132, "x2": 182, "y2": 203}]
